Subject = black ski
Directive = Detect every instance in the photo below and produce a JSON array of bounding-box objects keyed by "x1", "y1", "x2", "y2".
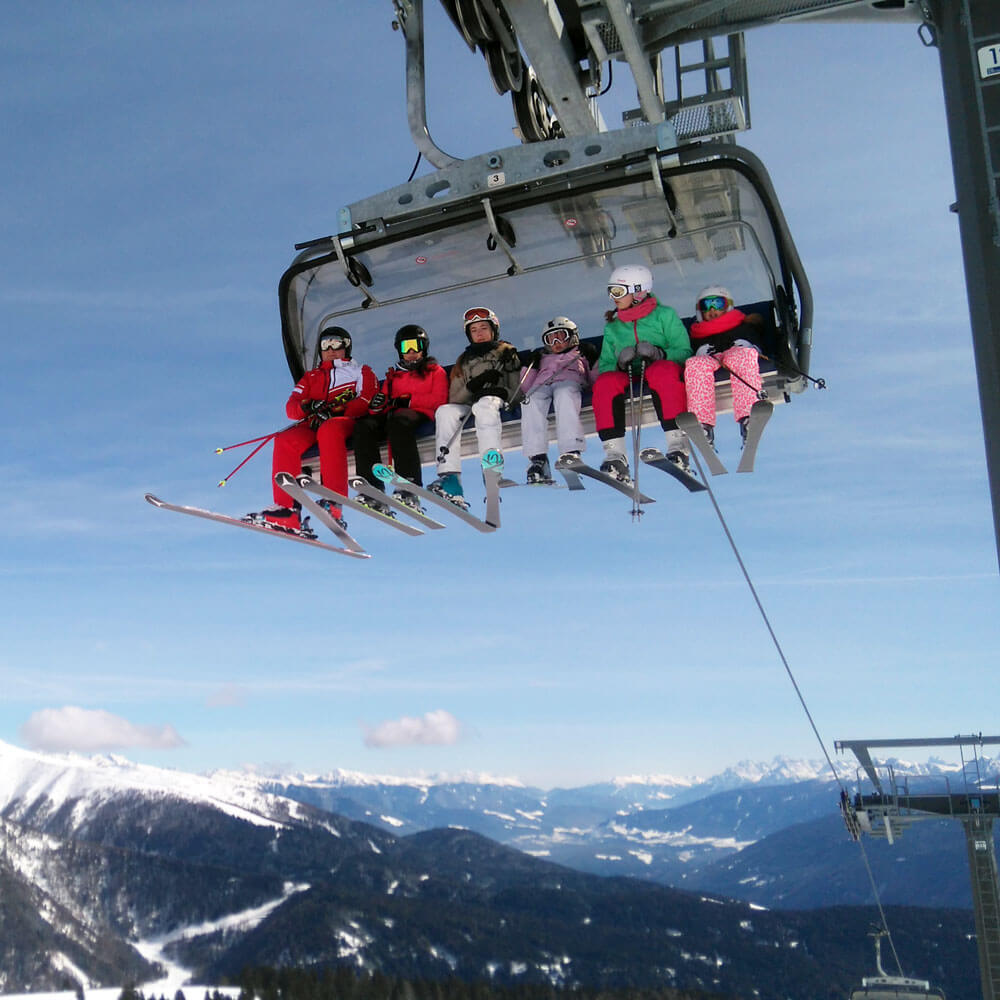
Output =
[
  {"x1": 372, "y1": 464, "x2": 496, "y2": 533},
  {"x1": 675, "y1": 412, "x2": 728, "y2": 476},
  {"x1": 638, "y1": 449, "x2": 707, "y2": 493},
  {"x1": 736, "y1": 400, "x2": 773, "y2": 473},
  {"x1": 554, "y1": 454, "x2": 655, "y2": 504},
  {"x1": 349, "y1": 476, "x2": 446, "y2": 530},
  {"x1": 273, "y1": 474, "x2": 370, "y2": 549},
  {"x1": 144, "y1": 494, "x2": 370, "y2": 559},
  {"x1": 288, "y1": 473, "x2": 424, "y2": 538},
  {"x1": 501, "y1": 479, "x2": 565, "y2": 489}
]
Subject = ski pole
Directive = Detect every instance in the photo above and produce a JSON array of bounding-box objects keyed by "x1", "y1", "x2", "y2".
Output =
[
  {"x1": 436, "y1": 407, "x2": 474, "y2": 466},
  {"x1": 755, "y1": 352, "x2": 827, "y2": 390},
  {"x1": 215, "y1": 421, "x2": 301, "y2": 454},
  {"x1": 504, "y1": 360, "x2": 536, "y2": 410},
  {"x1": 718, "y1": 362, "x2": 770, "y2": 402},
  {"x1": 218, "y1": 436, "x2": 276, "y2": 487},
  {"x1": 627, "y1": 362, "x2": 647, "y2": 521}
]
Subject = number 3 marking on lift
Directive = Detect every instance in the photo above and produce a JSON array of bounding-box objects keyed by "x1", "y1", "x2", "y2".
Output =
[{"x1": 487, "y1": 172, "x2": 505, "y2": 188}]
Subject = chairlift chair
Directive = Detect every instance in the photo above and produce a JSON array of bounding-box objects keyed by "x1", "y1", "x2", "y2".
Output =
[{"x1": 277, "y1": 121, "x2": 812, "y2": 467}]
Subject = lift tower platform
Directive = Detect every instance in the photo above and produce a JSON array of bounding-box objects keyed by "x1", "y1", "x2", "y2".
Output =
[{"x1": 837, "y1": 735, "x2": 1000, "y2": 1000}]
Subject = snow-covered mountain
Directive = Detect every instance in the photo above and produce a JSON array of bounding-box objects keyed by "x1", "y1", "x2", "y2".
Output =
[{"x1": 0, "y1": 740, "x2": 988, "y2": 999}]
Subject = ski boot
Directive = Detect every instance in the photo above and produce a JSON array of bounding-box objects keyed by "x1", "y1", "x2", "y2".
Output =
[
  {"x1": 666, "y1": 451, "x2": 691, "y2": 474},
  {"x1": 526, "y1": 454, "x2": 552, "y2": 484},
  {"x1": 356, "y1": 493, "x2": 396, "y2": 519},
  {"x1": 394, "y1": 490, "x2": 424, "y2": 513},
  {"x1": 738, "y1": 416, "x2": 750, "y2": 447},
  {"x1": 316, "y1": 499, "x2": 349, "y2": 531},
  {"x1": 428, "y1": 473, "x2": 471, "y2": 511},
  {"x1": 244, "y1": 505, "x2": 316, "y2": 538},
  {"x1": 599, "y1": 457, "x2": 631, "y2": 483},
  {"x1": 244, "y1": 504, "x2": 300, "y2": 531},
  {"x1": 701, "y1": 423, "x2": 716, "y2": 449}
]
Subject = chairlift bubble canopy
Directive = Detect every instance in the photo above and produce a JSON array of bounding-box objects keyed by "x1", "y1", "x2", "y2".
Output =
[{"x1": 278, "y1": 123, "x2": 812, "y2": 388}]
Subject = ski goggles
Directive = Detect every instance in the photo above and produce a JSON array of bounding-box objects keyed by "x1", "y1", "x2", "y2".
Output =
[
  {"x1": 398, "y1": 337, "x2": 426, "y2": 354},
  {"x1": 542, "y1": 328, "x2": 574, "y2": 348},
  {"x1": 698, "y1": 295, "x2": 731, "y2": 313},
  {"x1": 463, "y1": 306, "x2": 494, "y2": 324},
  {"x1": 319, "y1": 334, "x2": 348, "y2": 351},
  {"x1": 607, "y1": 284, "x2": 631, "y2": 300}
]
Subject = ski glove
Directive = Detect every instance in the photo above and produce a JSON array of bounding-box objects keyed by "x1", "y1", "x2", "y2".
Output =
[
  {"x1": 578, "y1": 341, "x2": 599, "y2": 365},
  {"x1": 369, "y1": 392, "x2": 388, "y2": 414},
  {"x1": 302, "y1": 399, "x2": 331, "y2": 428},
  {"x1": 466, "y1": 370, "x2": 501, "y2": 393},
  {"x1": 499, "y1": 346, "x2": 521, "y2": 370},
  {"x1": 695, "y1": 343, "x2": 718, "y2": 357},
  {"x1": 732, "y1": 339, "x2": 757, "y2": 351},
  {"x1": 391, "y1": 393, "x2": 412, "y2": 410},
  {"x1": 528, "y1": 349, "x2": 545, "y2": 367}
]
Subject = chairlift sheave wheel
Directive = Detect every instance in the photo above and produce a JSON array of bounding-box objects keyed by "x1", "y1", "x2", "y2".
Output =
[
  {"x1": 485, "y1": 41, "x2": 524, "y2": 96},
  {"x1": 512, "y1": 68, "x2": 556, "y2": 142},
  {"x1": 456, "y1": 0, "x2": 492, "y2": 46}
]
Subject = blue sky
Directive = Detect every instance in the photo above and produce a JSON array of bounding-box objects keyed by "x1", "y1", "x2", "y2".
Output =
[{"x1": 1, "y1": 4, "x2": 996, "y2": 788}]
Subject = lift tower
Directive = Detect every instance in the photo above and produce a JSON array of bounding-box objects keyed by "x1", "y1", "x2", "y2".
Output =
[{"x1": 837, "y1": 735, "x2": 1000, "y2": 1000}]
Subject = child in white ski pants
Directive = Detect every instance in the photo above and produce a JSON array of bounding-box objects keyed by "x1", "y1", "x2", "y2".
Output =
[
  {"x1": 434, "y1": 396, "x2": 505, "y2": 475},
  {"x1": 520, "y1": 381, "x2": 586, "y2": 458}
]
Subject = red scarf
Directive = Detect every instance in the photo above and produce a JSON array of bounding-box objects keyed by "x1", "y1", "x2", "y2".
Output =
[
  {"x1": 690, "y1": 308, "x2": 746, "y2": 340},
  {"x1": 616, "y1": 294, "x2": 659, "y2": 324}
]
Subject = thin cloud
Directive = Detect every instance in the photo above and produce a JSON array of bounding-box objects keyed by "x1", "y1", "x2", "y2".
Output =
[
  {"x1": 206, "y1": 684, "x2": 247, "y2": 708},
  {"x1": 363, "y1": 709, "x2": 463, "y2": 748},
  {"x1": 19, "y1": 706, "x2": 186, "y2": 753}
]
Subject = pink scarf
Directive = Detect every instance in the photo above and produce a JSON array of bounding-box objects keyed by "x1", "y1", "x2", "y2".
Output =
[
  {"x1": 690, "y1": 308, "x2": 746, "y2": 340},
  {"x1": 616, "y1": 295, "x2": 659, "y2": 324}
]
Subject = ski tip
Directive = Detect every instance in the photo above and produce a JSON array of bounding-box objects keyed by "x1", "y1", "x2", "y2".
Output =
[{"x1": 144, "y1": 493, "x2": 163, "y2": 506}]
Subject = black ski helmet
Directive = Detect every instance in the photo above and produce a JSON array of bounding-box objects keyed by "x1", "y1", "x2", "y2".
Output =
[
  {"x1": 318, "y1": 324, "x2": 352, "y2": 359},
  {"x1": 394, "y1": 324, "x2": 430, "y2": 363}
]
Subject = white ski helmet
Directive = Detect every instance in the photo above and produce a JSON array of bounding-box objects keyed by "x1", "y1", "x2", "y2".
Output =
[
  {"x1": 541, "y1": 316, "x2": 579, "y2": 350},
  {"x1": 695, "y1": 286, "x2": 735, "y2": 321},
  {"x1": 462, "y1": 305, "x2": 500, "y2": 342},
  {"x1": 608, "y1": 264, "x2": 653, "y2": 302}
]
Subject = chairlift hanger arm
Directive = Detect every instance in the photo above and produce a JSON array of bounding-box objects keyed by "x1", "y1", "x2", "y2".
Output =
[{"x1": 395, "y1": 0, "x2": 463, "y2": 169}]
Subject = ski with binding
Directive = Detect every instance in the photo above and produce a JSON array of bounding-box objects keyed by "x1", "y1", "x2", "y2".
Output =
[
  {"x1": 675, "y1": 412, "x2": 728, "y2": 476},
  {"x1": 144, "y1": 494, "x2": 370, "y2": 559},
  {"x1": 372, "y1": 464, "x2": 497, "y2": 533},
  {"x1": 287, "y1": 473, "x2": 424, "y2": 538},
  {"x1": 736, "y1": 400, "x2": 773, "y2": 473},
  {"x1": 553, "y1": 454, "x2": 655, "y2": 504},
  {"x1": 638, "y1": 449, "x2": 707, "y2": 493},
  {"x1": 273, "y1": 473, "x2": 370, "y2": 549},
  {"x1": 349, "y1": 476, "x2": 446, "y2": 530}
]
